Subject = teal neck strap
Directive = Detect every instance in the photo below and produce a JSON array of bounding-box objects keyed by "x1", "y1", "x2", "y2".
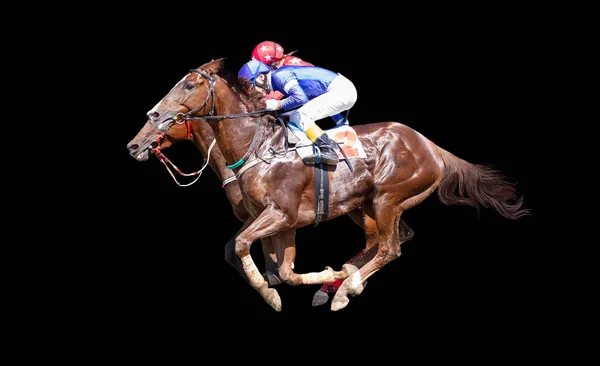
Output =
[{"x1": 226, "y1": 158, "x2": 246, "y2": 169}]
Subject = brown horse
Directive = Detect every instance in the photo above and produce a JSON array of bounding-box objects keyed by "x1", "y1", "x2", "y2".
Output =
[
  {"x1": 142, "y1": 58, "x2": 530, "y2": 312},
  {"x1": 126, "y1": 105, "x2": 414, "y2": 306}
]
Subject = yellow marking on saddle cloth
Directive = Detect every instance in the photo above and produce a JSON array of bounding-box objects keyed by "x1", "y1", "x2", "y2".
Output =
[{"x1": 291, "y1": 125, "x2": 367, "y2": 162}]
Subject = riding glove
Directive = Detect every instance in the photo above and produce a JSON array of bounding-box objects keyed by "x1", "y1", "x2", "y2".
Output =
[{"x1": 265, "y1": 99, "x2": 279, "y2": 111}]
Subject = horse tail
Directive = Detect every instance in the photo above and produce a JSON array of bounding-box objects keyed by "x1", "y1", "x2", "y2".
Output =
[{"x1": 435, "y1": 148, "x2": 530, "y2": 220}]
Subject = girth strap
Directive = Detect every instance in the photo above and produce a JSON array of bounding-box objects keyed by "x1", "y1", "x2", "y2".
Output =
[{"x1": 314, "y1": 163, "x2": 329, "y2": 226}]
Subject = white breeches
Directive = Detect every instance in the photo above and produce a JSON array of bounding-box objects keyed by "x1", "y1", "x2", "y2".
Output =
[{"x1": 289, "y1": 74, "x2": 357, "y2": 131}]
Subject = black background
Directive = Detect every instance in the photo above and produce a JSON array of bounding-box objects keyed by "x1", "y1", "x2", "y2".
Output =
[{"x1": 87, "y1": 14, "x2": 547, "y2": 347}]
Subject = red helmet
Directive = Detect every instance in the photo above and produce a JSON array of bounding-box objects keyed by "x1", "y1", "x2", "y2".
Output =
[{"x1": 251, "y1": 41, "x2": 284, "y2": 66}]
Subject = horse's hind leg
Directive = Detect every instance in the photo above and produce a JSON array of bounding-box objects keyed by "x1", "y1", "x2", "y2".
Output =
[
  {"x1": 273, "y1": 229, "x2": 355, "y2": 286},
  {"x1": 331, "y1": 172, "x2": 439, "y2": 311},
  {"x1": 312, "y1": 206, "x2": 378, "y2": 306},
  {"x1": 313, "y1": 203, "x2": 415, "y2": 306},
  {"x1": 331, "y1": 197, "x2": 406, "y2": 311}
]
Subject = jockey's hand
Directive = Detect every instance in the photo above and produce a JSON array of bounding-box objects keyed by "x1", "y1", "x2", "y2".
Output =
[{"x1": 265, "y1": 99, "x2": 279, "y2": 111}]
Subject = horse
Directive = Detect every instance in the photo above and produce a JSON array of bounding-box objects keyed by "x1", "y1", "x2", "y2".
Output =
[
  {"x1": 126, "y1": 104, "x2": 415, "y2": 306},
  {"x1": 143, "y1": 58, "x2": 530, "y2": 312}
]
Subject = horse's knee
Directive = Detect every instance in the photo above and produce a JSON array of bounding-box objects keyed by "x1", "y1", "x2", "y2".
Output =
[
  {"x1": 234, "y1": 239, "x2": 251, "y2": 257},
  {"x1": 377, "y1": 243, "x2": 390, "y2": 258},
  {"x1": 380, "y1": 246, "x2": 402, "y2": 263},
  {"x1": 278, "y1": 266, "x2": 301, "y2": 286},
  {"x1": 389, "y1": 249, "x2": 402, "y2": 260}
]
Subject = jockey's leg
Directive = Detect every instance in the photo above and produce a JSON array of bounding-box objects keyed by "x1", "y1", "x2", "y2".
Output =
[
  {"x1": 331, "y1": 113, "x2": 350, "y2": 126},
  {"x1": 302, "y1": 124, "x2": 339, "y2": 166}
]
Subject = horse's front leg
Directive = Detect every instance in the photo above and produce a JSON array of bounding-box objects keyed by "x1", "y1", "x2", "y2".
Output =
[
  {"x1": 234, "y1": 204, "x2": 294, "y2": 312},
  {"x1": 272, "y1": 229, "x2": 353, "y2": 286},
  {"x1": 260, "y1": 237, "x2": 282, "y2": 287},
  {"x1": 224, "y1": 216, "x2": 254, "y2": 284},
  {"x1": 224, "y1": 217, "x2": 281, "y2": 287}
]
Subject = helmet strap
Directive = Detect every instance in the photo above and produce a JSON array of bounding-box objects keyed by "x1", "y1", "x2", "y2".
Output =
[{"x1": 253, "y1": 73, "x2": 271, "y2": 94}]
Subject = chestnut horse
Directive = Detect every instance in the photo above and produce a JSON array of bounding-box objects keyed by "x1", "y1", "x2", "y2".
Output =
[
  {"x1": 127, "y1": 107, "x2": 415, "y2": 306},
  {"x1": 142, "y1": 58, "x2": 530, "y2": 312}
]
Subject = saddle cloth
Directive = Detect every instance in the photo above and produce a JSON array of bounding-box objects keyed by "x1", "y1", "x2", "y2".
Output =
[{"x1": 287, "y1": 124, "x2": 367, "y2": 161}]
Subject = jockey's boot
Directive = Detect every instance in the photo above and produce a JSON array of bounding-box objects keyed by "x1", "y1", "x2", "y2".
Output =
[{"x1": 302, "y1": 125, "x2": 339, "y2": 166}]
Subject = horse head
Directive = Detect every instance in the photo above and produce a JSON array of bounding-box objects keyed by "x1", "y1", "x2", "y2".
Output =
[
  {"x1": 145, "y1": 58, "x2": 231, "y2": 133},
  {"x1": 126, "y1": 118, "x2": 192, "y2": 161},
  {"x1": 142, "y1": 58, "x2": 271, "y2": 170},
  {"x1": 126, "y1": 59, "x2": 228, "y2": 161}
]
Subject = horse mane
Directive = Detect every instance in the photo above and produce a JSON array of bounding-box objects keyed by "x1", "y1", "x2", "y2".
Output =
[
  {"x1": 199, "y1": 58, "x2": 266, "y2": 112},
  {"x1": 231, "y1": 76, "x2": 267, "y2": 111}
]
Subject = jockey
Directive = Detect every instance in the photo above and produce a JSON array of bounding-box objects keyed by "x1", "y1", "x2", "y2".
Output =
[
  {"x1": 238, "y1": 58, "x2": 357, "y2": 166},
  {"x1": 251, "y1": 40, "x2": 315, "y2": 101},
  {"x1": 251, "y1": 40, "x2": 314, "y2": 69}
]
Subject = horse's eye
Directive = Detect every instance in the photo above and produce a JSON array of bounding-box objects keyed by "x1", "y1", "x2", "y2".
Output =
[{"x1": 185, "y1": 83, "x2": 195, "y2": 90}]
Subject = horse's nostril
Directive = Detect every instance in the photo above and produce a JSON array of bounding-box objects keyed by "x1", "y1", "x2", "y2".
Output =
[
  {"x1": 151, "y1": 112, "x2": 160, "y2": 119},
  {"x1": 128, "y1": 144, "x2": 139, "y2": 151}
]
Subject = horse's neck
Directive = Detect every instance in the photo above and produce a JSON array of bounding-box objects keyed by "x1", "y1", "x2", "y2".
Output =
[
  {"x1": 190, "y1": 122, "x2": 235, "y2": 184},
  {"x1": 211, "y1": 82, "x2": 268, "y2": 165}
]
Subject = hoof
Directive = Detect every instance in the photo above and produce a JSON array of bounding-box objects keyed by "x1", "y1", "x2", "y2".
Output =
[
  {"x1": 331, "y1": 295, "x2": 350, "y2": 311},
  {"x1": 312, "y1": 289, "x2": 330, "y2": 307},
  {"x1": 264, "y1": 288, "x2": 282, "y2": 312},
  {"x1": 262, "y1": 271, "x2": 282, "y2": 287}
]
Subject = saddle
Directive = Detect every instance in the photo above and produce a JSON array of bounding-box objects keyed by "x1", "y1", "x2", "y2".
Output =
[{"x1": 274, "y1": 113, "x2": 359, "y2": 226}]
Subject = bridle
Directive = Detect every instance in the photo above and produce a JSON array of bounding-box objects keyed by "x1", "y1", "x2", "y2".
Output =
[
  {"x1": 148, "y1": 68, "x2": 274, "y2": 186},
  {"x1": 153, "y1": 137, "x2": 217, "y2": 187},
  {"x1": 177, "y1": 68, "x2": 280, "y2": 170},
  {"x1": 150, "y1": 69, "x2": 217, "y2": 132},
  {"x1": 142, "y1": 69, "x2": 216, "y2": 187}
]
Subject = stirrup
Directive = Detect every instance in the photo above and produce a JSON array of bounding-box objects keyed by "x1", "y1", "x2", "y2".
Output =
[
  {"x1": 303, "y1": 151, "x2": 338, "y2": 166},
  {"x1": 303, "y1": 138, "x2": 339, "y2": 166},
  {"x1": 303, "y1": 145, "x2": 320, "y2": 165}
]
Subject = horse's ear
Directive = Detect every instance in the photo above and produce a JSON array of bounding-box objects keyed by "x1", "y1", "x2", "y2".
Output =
[{"x1": 203, "y1": 58, "x2": 227, "y2": 74}]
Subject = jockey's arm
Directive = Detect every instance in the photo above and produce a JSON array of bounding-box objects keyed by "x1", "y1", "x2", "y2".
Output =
[{"x1": 272, "y1": 71, "x2": 307, "y2": 110}]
